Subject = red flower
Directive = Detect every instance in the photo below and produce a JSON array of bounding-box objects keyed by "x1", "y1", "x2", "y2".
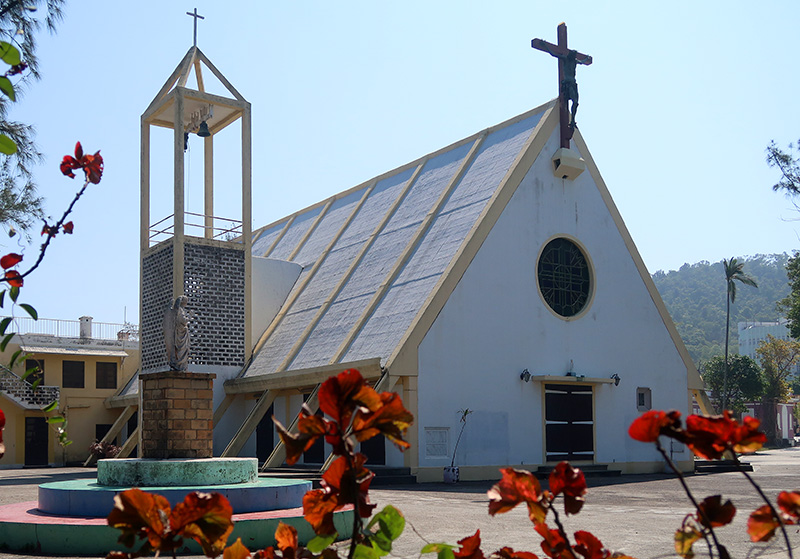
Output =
[
  {"x1": 5, "y1": 270, "x2": 22, "y2": 287},
  {"x1": 0, "y1": 253, "x2": 22, "y2": 269},
  {"x1": 62, "y1": 221, "x2": 74, "y2": 234},
  {"x1": 628, "y1": 410, "x2": 684, "y2": 443},
  {"x1": 60, "y1": 142, "x2": 103, "y2": 184}
]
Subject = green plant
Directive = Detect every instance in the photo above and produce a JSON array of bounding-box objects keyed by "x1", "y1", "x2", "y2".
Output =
[{"x1": 450, "y1": 407, "x2": 472, "y2": 468}]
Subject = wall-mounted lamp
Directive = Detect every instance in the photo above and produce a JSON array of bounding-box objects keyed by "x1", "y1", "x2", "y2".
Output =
[
  {"x1": 610, "y1": 373, "x2": 621, "y2": 387},
  {"x1": 520, "y1": 368, "x2": 531, "y2": 383}
]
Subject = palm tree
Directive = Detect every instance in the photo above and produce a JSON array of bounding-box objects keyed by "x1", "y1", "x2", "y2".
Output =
[{"x1": 722, "y1": 257, "x2": 758, "y2": 411}]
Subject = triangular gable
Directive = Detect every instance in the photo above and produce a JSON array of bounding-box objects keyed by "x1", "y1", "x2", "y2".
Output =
[
  {"x1": 144, "y1": 46, "x2": 245, "y2": 116},
  {"x1": 235, "y1": 101, "x2": 557, "y2": 385}
]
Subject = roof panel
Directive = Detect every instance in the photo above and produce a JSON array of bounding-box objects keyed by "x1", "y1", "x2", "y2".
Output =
[
  {"x1": 252, "y1": 221, "x2": 288, "y2": 256},
  {"x1": 269, "y1": 206, "x2": 324, "y2": 261},
  {"x1": 345, "y1": 113, "x2": 541, "y2": 360}
]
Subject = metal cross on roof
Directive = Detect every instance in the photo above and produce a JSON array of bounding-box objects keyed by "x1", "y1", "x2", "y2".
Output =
[
  {"x1": 531, "y1": 23, "x2": 592, "y2": 149},
  {"x1": 186, "y1": 8, "x2": 205, "y2": 48}
]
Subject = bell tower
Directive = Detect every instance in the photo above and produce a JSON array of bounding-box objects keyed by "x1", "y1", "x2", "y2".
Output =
[{"x1": 139, "y1": 43, "x2": 252, "y2": 375}]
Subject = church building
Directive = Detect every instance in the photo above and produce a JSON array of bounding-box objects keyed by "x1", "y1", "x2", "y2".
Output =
[{"x1": 111, "y1": 26, "x2": 709, "y2": 482}]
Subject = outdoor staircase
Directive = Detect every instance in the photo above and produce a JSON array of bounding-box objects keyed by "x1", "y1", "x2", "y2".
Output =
[
  {"x1": 260, "y1": 465, "x2": 416, "y2": 487},
  {"x1": 534, "y1": 464, "x2": 622, "y2": 479},
  {"x1": 694, "y1": 459, "x2": 754, "y2": 473},
  {"x1": 0, "y1": 367, "x2": 59, "y2": 409}
]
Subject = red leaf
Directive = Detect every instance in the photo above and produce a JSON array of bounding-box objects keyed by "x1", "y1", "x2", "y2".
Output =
[
  {"x1": 572, "y1": 531, "x2": 608, "y2": 559},
  {"x1": 5, "y1": 270, "x2": 22, "y2": 287},
  {"x1": 322, "y1": 454, "x2": 375, "y2": 519},
  {"x1": 60, "y1": 155, "x2": 79, "y2": 178},
  {"x1": 352, "y1": 391, "x2": 414, "y2": 450},
  {"x1": 731, "y1": 415, "x2": 766, "y2": 454},
  {"x1": 534, "y1": 523, "x2": 570, "y2": 559},
  {"x1": 74, "y1": 141, "x2": 83, "y2": 160},
  {"x1": 747, "y1": 505, "x2": 780, "y2": 542},
  {"x1": 685, "y1": 412, "x2": 765, "y2": 459},
  {"x1": 778, "y1": 491, "x2": 800, "y2": 523},
  {"x1": 696, "y1": 495, "x2": 736, "y2": 528},
  {"x1": 548, "y1": 462, "x2": 586, "y2": 515},
  {"x1": 454, "y1": 530, "x2": 485, "y2": 559},
  {"x1": 107, "y1": 488, "x2": 172, "y2": 551},
  {"x1": 0, "y1": 253, "x2": 22, "y2": 269},
  {"x1": 170, "y1": 491, "x2": 234, "y2": 557},
  {"x1": 84, "y1": 151, "x2": 104, "y2": 184},
  {"x1": 628, "y1": 410, "x2": 683, "y2": 443},
  {"x1": 62, "y1": 221, "x2": 74, "y2": 234},
  {"x1": 273, "y1": 411, "x2": 327, "y2": 466},
  {"x1": 275, "y1": 522, "x2": 297, "y2": 559},
  {"x1": 302, "y1": 488, "x2": 339, "y2": 536},
  {"x1": 488, "y1": 468, "x2": 548, "y2": 524},
  {"x1": 493, "y1": 548, "x2": 541, "y2": 559},
  {"x1": 223, "y1": 538, "x2": 253, "y2": 559},
  {"x1": 318, "y1": 369, "x2": 381, "y2": 427}
]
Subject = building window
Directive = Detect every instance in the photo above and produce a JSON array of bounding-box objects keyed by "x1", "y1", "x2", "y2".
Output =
[
  {"x1": 637, "y1": 387, "x2": 652, "y2": 411},
  {"x1": 24, "y1": 358, "x2": 44, "y2": 386},
  {"x1": 424, "y1": 427, "x2": 449, "y2": 458},
  {"x1": 537, "y1": 237, "x2": 592, "y2": 317},
  {"x1": 96, "y1": 362, "x2": 117, "y2": 389},
  {"x1": 62, "y1": 360, "x2": 85, "y2": 388}
]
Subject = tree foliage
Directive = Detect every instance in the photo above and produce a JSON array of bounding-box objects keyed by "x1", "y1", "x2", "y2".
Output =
[
  {"x1": 700, "y1": 355, "x2": 764, "y2": 416},
  {"x1": 0, "y1": 0, "x2": 65, "y2": 233},
  {"x1": 778, "y1": 251, "x2": 800, "y2": 340},
  {"x1": 766, "y1": 140, "x2": 800, "y2": 196},
  {"x1": 756, "y1": 334, "x2": 800, "y2": 446},
  {"x1": 652, "y1": 254, "x2": 790, "y2": 365}
]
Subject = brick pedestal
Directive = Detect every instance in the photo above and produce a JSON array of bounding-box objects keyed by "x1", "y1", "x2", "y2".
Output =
[{"x1": 140, "y1": 371, "x2": 216, "y2": 459}]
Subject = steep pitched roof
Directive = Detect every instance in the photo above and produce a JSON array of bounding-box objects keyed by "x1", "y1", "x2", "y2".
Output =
[{"x1": 238, "y1": 101, "x2": 556, "y2": 383}]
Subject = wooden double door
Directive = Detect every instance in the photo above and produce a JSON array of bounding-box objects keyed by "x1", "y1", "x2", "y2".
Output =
[{"x1": 544, "y1": 383, "x2": 594, "y2": 462}]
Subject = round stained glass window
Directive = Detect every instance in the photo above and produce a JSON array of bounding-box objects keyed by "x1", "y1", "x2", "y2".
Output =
[{"x1": 537, "y1": 238, "x2": 591, "y2": 318}]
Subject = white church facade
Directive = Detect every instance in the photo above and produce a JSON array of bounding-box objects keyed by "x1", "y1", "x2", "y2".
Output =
[{"x1": 108, "y1": 44, "x2": 709, "y2": 481}]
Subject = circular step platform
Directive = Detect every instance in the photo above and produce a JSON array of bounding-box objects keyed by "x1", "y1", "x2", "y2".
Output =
[
  {"x1": 0, "y1": 501, "x2": 354, "y2": 556},
  {"x1": 39, "y1": 477, "x2": 311, "y2": 516}
]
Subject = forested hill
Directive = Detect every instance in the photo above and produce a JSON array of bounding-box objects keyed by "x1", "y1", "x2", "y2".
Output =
[{"x1": 651, "y1": 254, "x2": 792, "y2": 366}]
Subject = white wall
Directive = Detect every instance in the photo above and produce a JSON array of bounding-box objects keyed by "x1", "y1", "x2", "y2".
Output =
[
  {"x1": 251, "y1": 257, "x2": 303, "y2": 346},
  {"x1": 417, "y1": 129, "x2": 690, "y2": 471}
]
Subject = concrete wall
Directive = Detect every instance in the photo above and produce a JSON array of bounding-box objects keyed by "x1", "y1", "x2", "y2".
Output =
[{"x1": 416, "y1": 129, "x2": 691, "y2": 479}]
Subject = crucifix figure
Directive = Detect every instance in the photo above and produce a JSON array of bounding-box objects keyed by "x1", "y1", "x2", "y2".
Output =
[
  {"x1": 186, "y1": 8, "x2": 205, "y2": 48},
  {"x1": 531, "y1": 23, "x2": 592, "y2": 149}
]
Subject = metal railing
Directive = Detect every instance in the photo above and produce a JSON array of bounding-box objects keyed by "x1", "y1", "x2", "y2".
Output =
[
  {"x1": 0, "y1": 317, "x2": 139, "y2": 341},
  {"x1": 149, "y1": 212, "x2": 243, "y2": 246}
]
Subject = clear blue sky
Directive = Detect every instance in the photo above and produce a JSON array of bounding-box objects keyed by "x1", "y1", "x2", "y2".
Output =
[{"x1": 5, "y1": 1, "x2": 800, "y2": 325}]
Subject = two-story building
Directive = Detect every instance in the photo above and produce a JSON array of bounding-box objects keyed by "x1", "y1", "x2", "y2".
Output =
[{"x1": 0, "y1": 316, "x2": 139, "y2": 467}]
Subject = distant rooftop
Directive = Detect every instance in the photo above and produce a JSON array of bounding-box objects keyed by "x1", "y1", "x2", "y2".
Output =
[{"x1": 2, "y1": 316, "x2": 139, "y2": 343}]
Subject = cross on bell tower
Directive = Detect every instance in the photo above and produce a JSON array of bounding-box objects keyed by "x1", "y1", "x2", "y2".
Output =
[
  {"x1": 139, "y1": 42, "x2": 253, "y2": 375},
  {"x1": 186, "y1": 8, "x2": 204, "y2": 47}
]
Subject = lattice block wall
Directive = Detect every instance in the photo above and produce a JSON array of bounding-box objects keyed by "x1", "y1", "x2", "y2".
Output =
[
  {"x1": 142, "y1": 244, "x2": 173, "y2": 372},
  {"x1": 141, "y1": 240, "x2": 246, "y2": 373},
  {"x1": 184, "y1": 242, "x2": 246, "y2": 367}
]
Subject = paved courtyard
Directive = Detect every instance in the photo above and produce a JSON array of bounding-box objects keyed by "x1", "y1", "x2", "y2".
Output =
[{"x1": 1, "y1": 448, "x2": 800, "y2": 558}]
